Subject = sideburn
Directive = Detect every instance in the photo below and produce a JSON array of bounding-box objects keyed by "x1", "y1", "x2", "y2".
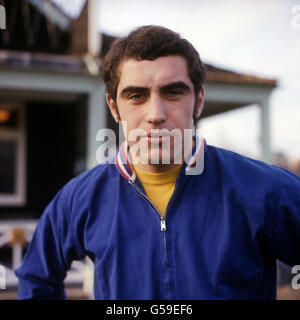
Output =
[{"x1": 193, "y1": 94, "x2": 199, "y2": 127}]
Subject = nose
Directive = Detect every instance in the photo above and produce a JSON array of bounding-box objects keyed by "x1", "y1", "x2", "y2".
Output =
[{"x1": 145, "y1": 94, "x2": 167, "y2": 125}]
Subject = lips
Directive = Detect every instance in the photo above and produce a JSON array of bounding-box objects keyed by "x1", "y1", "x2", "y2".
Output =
[
  {"x1": 140, "y1": 131, "x2": 172, "y2": 144},
  {"x1": 140, "y1": 130, "x2": 172, "y2": 138},
  {"x1": 147, "y1": 131, "x2": 170, "y2": 137}
]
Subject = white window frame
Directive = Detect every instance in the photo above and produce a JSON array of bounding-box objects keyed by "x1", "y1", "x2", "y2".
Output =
[{"x1": 0, "y1": 103, "x2": 26, "y2": 206}]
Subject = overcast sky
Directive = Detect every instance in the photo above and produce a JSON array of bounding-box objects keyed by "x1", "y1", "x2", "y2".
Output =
[{"x1": 96, "y1": 0, "x2": 300, "y2": 161}]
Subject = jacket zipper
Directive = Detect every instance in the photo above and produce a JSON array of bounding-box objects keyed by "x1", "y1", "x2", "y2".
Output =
[
  {"x1": 129, "y1": 180, "x2": 171, "y2": 299},
  {"x1": 160, "y1": 216, "x2": 171, "y2": 299}
]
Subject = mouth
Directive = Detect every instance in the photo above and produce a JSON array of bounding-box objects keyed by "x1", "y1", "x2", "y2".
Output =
[{"x1": 140, "y1": 130, "x2": 172, "y2": 144}]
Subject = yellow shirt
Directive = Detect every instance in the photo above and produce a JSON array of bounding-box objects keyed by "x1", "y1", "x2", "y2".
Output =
[{"x1": 133, "y1": 165, "x2": 182, "y2": 217}]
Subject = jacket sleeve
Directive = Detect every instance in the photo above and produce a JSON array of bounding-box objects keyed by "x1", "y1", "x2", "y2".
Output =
[
  {"x1": 15, "y1": 186, "x2": 85, "y2": 299},
  {"x1": 263, "y1": 166, "x2": 300, "y2": 266}
]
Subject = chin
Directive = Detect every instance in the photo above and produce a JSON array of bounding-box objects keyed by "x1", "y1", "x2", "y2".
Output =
[{"x1": 148, "y1": 147, "x2": 179, "y2": 165}]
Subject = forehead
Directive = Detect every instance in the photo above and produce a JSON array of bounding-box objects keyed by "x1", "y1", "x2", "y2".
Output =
[{"x1": 117, "y1": 56, "x2": 192, "y2": 94}]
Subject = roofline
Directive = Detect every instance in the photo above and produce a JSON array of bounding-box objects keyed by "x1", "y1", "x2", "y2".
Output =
[
  {"x1": 205, "y1": 63, "x2": 277, "y2": 87},
  {"x1": 0, "y1": 50, "x2": 101, "y2": 76}
]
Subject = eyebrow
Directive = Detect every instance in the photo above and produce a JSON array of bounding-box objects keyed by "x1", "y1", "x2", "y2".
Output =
[
  {"x1": 160, "y1": 81, "x2": 191, "y2": 94},
  {"x1": 119, "y1": 86, "x2": 149, "y2": 98},
  {"x1": 119, "y1": 81, "x2": 192, "y2": 99}
]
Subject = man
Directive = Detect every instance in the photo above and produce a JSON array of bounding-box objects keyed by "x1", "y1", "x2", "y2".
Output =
[{"x1": 16, "y1": 25, "x2": 300, "y2": 300}]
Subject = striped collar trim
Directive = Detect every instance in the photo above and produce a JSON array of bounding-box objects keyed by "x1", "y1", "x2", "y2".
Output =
[
  {"x1": 185, "y1": 134, "x2": 206, "y2": 175},
  {"x1": 115, "y1": 135, "x2": 206, "y2": 182},
  {"x1": 115, "y1": 140, "x2": 136, "y2": 182}
]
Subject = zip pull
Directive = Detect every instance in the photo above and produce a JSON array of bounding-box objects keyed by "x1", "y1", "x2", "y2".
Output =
[{"x1": 161, "y1": 217, "x2": 166, "y2": 231}]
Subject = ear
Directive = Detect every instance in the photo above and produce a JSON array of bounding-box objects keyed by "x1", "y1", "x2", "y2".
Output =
[
  {"x1": 106, "y1": 93, "x2": 119, "y2": 123},
  {"x1": 194, "y1": 87, "x2": 205, "y2": 119}
]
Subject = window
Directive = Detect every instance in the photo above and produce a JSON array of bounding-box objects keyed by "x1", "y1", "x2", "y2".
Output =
[
  {"x1": 0, "y1": 140, "x2": 16, "y2": 193},
  {"x1": 0, "y1": 103, "x2": 26, "y2": 206}
]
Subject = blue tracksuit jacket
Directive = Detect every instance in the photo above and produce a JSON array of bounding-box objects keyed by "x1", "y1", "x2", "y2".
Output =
[{"x1": 15, "y1": 137, "x2": 300, "y2": 299}]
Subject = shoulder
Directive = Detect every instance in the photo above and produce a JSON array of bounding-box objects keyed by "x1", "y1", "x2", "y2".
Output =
[
  {"x1": 205, "y1": 144, "x2": 300, "y2": 195},
  {"x1": 58, "y1": 159, "x2": 119, "y2": 210},
  {"x1": 207, "y1": 144, "x2": 282, "y2": 177}
]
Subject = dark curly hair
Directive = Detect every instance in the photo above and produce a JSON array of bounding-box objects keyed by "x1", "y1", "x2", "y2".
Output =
[{"x1": 102, "y1": 25, "x2": 207, "y2": 101}]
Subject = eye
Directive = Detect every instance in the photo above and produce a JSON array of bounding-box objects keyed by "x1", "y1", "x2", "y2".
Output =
[
  {"x1": 128, "y1": 93, "x2": 145, "y2": 101},
  {"x1": 166, "y1": 90, "x2": 183, "y2": 98},
  {"x1": 169, "y1": 90, "x2": 181, "y2": 95},
  {"x1": 130, "y1": 94, "x2": 142, "y2": 99}
]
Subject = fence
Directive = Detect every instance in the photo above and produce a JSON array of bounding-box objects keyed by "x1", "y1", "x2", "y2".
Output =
[{"x1": 0, "y1": 220, "x2": 91, "y2": 297}]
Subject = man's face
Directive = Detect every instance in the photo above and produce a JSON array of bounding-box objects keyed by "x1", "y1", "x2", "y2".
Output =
[{"x1": 106, "y1": 55, "x2": 204, "y2": 171}]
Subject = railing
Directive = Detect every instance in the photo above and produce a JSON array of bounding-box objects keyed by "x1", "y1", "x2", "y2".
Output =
[{"x1": 0, "y1": 220, "x2": 93, "y2": 297}]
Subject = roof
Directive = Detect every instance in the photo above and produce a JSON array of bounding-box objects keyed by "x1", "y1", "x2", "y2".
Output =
[{"x1": 205, "y1": 64, "x2": 276, "y2": 87}]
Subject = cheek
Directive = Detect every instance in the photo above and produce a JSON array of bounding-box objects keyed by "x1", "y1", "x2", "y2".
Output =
[
  {"x1": 169, "y1": 101, "x2": 194, "y2": 126},
  {"x1": 118, "y1": 103, "x2": 139, "y2": 122},
  {"x1": 119, "y1": 107, "x2": 145, "y2": 135}
]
